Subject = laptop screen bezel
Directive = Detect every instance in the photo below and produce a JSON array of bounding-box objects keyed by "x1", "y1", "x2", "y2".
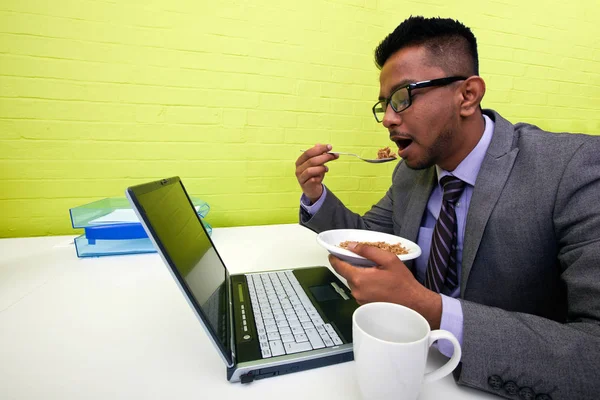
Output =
[{"x1": 126, "y1": 176, "x2": 234, "y2": 367}]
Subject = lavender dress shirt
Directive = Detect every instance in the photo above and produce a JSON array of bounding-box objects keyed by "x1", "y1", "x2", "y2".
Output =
[{"x1": 301, "y1": 115, "x2": 494, "y2": 357}]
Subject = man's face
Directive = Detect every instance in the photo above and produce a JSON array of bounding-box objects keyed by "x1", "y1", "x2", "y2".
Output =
[{"x1": 379, "y1": 46, "x2": 461, "y2": 170}]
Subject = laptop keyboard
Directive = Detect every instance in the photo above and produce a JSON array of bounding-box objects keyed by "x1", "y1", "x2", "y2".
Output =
[{"x1": 246, "y1": 270, "x2": 344, "y2": 358}]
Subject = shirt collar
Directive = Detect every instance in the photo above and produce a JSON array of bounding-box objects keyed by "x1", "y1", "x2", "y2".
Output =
[{"x1": 436, "y1": 114, "x2": 494, "y2": 186}]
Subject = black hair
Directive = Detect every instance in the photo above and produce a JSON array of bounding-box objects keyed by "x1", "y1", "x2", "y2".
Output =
[{"x1": 375, "y1": 16, "x2": 479, "y2": 76}]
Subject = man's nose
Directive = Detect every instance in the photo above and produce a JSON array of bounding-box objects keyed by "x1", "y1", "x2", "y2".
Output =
[{"x1": 382, "y1": 103, "x2": 402, "y2": 128}]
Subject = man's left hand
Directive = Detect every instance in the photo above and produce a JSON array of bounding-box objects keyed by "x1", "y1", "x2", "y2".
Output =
[{"x1": 329, "y1": 242, "x2": 443, "y2": 329}]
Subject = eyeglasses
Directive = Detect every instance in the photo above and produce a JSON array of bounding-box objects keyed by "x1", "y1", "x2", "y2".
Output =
[{"x1": 372, "y1": 76, "x2": 468, "y2": 123}]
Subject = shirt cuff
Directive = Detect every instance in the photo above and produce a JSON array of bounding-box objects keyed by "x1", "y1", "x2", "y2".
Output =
[
  {"x1": 300, "y1": 186, "x2": 327, "y2": 215},
  {"x1": 437, "y1": 294, "x2": 464, "y2": 358}
]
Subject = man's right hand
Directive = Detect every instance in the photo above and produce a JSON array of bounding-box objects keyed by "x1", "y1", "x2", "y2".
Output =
[{"x1": 295, "y1": 144, "x2": 339, "y2": 204}]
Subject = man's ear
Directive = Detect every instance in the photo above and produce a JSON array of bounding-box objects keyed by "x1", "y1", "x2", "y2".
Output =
[{"x1": 459, "y1": 76, "x2": 486, "y2": 117}]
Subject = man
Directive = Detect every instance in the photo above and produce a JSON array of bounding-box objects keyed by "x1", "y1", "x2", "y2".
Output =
[{"x1": 295, "y1": 16, "x2": 600, "y2": 400}]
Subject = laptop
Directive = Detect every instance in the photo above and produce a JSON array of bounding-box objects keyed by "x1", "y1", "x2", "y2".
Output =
[{"x1": 125, "y1": 177, "x2": 359, "y2": 383}]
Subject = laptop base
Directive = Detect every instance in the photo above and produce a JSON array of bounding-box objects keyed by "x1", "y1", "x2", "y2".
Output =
[{"x1": 229, "y1": 350, "x2": 354, "y2": 383}]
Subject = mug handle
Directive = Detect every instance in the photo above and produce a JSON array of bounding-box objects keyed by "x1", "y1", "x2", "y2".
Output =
[{"x1": 422, "y1": 329, "x2": 462, "y2": 384}]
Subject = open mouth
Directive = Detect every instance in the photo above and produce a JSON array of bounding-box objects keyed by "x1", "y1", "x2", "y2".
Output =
[{"x1": 394, "y1": 138, "x2": 413, "y2": 152}]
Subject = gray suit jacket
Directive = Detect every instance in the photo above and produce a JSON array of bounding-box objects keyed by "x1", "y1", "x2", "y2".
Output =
[{"x1": 301, "y1": 110, "x2": 600, "y2": 399}]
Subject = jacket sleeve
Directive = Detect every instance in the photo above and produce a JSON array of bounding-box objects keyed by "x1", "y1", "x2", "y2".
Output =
[{"x1": 299, "y1": 161, "x2": 403, "y2": 234}]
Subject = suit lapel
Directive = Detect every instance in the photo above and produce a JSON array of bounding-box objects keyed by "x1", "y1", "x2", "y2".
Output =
[
  {"x1": 398, "y1": 167, "x2": 436, "y2": 273},
  {"x1": 399, "y1": 168, "x2": 436, "y2": 242},
  {"x1": 461, "y1": 111, "x2": 519, "y2": 294}
]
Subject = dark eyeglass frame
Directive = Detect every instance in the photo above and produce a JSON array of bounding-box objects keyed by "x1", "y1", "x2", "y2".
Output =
[{"x1": 372, "y1": 76, "x2": 469, "y2": 122}]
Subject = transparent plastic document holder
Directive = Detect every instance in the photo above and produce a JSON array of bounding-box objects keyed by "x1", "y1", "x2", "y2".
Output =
[{"x1": 69, "y1": 197, "x2": 211, "y2": 258}]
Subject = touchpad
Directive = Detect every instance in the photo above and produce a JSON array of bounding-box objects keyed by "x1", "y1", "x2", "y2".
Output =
[{"x1": 309, "y1": 284, "x2": 340, "y2": 302}]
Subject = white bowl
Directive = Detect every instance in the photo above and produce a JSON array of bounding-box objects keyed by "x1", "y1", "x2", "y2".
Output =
[{"x1": 316, "y1": 229, "x2": 422, "y2": 267}]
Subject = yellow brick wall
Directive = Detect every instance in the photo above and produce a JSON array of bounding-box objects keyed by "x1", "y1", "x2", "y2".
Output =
[{"x1": 1, "y1": 0, "x2": 599, "y2": 237}]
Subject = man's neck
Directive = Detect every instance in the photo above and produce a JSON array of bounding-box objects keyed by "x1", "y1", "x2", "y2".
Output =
[{"x1": 438, "y1": 112, "x2": 486, "y2": 172}]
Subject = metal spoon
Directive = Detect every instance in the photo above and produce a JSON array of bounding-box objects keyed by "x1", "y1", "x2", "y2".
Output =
[{"x1": 299, "y1": 150, "x2": 397, "y2": 164}]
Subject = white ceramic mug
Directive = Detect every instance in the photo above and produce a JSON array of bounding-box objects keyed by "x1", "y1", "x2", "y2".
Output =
[{"x1": 352, "y1": 302, "x2": 461, "y2": 400}]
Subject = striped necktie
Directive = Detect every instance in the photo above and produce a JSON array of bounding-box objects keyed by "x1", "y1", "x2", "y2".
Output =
[{"x1": 425, "y1": 175, "x2": 466, "y2": 293}]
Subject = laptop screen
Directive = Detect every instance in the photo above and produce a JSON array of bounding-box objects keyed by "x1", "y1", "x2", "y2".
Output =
[{"x1": 127, "y1": 178, "x2": 232, "y2": 364}]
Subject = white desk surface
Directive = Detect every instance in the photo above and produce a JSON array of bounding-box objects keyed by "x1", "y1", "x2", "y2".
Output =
[{"x1": 0, "y1": 224, "x2": 497, "y2": 400}]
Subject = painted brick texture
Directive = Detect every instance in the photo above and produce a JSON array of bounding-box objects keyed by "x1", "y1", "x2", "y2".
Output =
[{"x1": 1, "y1": 0, "x2": 599, "y2": 237}]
